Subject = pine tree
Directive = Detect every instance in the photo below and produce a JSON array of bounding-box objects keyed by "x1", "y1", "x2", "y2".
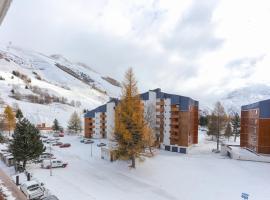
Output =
[
  {"x1": 4, "y1": 105, "x2": 15, "y2": 136},
  {"x1": 114, "y1": 68, "x2": 144, "y2": 168},
  {"x1": 9, "y1": 118, "x2": 45, "y2": 170},
  {"x1": 68, "y1": 112, "x2": 82, "y2": 134},
  {"x1": 224, "y1": 122, "x2": 232, "y2": 141},
  {"x1": 52, "y1": 119, "x2": 61, "y2": 132},
  {"x1": 231, "y1": 112, "x2": 240, "y2": 142},
  {"x1": 15, "y1": 108, "x2": 23, "y2": 121}
]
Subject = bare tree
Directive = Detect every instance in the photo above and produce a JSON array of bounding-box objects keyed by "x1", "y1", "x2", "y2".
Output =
[
  {"x1": 213, "y1": 102, "x2": 227, "y2": 151},
  {"x1": 143, "y1": 103, "x2": 157, "y2": 154}
]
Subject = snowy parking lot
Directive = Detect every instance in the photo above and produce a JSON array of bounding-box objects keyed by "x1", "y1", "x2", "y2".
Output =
[{"x1": 16, "y1": 132, "x2": 269, "y2": 200}]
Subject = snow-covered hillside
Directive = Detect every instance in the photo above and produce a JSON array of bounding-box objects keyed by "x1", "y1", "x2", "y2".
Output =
[
  {"x1": 0, "y1": 45, "x2": 121, "y2": 127},
  {"x1": 221, "y1": 84, "x2": 270, "y2": 113}
]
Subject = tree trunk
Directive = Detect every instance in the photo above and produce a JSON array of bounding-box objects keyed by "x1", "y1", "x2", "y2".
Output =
[
  {"x1": 234, "y1": 133, "x2": 237, "y2": 142},
  {"x1": 131, "y1": 155, "x2": 135, "y2": 168},
  {"x1": 149, "y1": 146, "x2": 153, "y2": 156},
  {"x1": 217, "y1": 115, "x2": 220, "y2": 151}
]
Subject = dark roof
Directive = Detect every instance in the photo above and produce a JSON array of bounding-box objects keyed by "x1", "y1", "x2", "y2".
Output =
[
  {"x1": 84, "y1": 104, "x2": 107, "y2": 118},
  {"x1": 241, "y1": 99, "x2": 270, "y2": 118},
  {"x1": 141, "y1": 88, "x2": 198, "y2": 111},
  {"x1": 85, "y1": 88, "x2": 199, "y2": 118}
]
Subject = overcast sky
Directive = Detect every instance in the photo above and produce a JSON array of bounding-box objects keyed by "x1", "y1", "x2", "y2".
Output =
[{"x1": 1, "y1": 0, "x2": 270, "y2": 105}]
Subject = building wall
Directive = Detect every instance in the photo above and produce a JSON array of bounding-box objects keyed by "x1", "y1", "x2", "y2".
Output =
[
  {"x1": 258, "y1": 119, "x2": 270, "y2": 154},
  {"x1": 163, "y1": 98, "x2": 171, "y2": 146},
  {"x1": 84, "y1": 118, "x2": 94, "y2": 138},
  {"x1": 84, "y1": 89, "x2": 199, "y2": 153},
  {"x1": 241, "y1": 107, "x2": 270, "y2": 154},
  {"x1": 106, "y1": 102, "x2": 115, "y2": 140},
  {"x1": 240, "y1": 109, "x2": 259, "y2": 151}
]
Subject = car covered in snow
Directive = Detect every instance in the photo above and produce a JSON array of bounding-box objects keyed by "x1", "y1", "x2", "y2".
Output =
[
  {"x1": 35, "y1": 153, "x2": 54, "y2": 163},
  {"x1": 52, "y1": 142, "x2": 63, "y2": 146},
  {"x1": 97, "y1": 142, "x2": 106, "y2": 147},
  {"x1": 53, "y1": 133, "x2": 60, "y2": 137},
  {"x1": 41, "y1": 195, "x2": 59, "y2": 200},
  {"x1": 84, "y1": 139, "x2": 94, "y2": 144},
  {"x1": 59, "y1": 143, "x2": 71, "y2": 148},
  {"x1": 20, "y1": 180, "x2": 45, "y2": 200},
  {"x1": 41, "y1": 159, "x2": 68, "y2": 169}
]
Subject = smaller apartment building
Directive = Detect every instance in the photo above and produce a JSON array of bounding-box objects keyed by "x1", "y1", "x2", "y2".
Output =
[
  {"x1": 84, "y1": 89, "x2": 199, "y2": 153},
  {"x1": 241, "y1": 99, "x2": 270, "y2": 154}
]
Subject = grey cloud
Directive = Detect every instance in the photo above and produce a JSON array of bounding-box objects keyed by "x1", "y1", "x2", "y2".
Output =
[
  {"x1": 226, "y1": 55, "x2": 265, "y2": 78},
  {"x1": 162, "y1": 0, "x2": 223, "y2": 58}
]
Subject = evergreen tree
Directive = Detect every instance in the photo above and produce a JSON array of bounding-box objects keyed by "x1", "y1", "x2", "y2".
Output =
[
  {"x1": 15, "y1": 108, "x2": 23, "y2": 121},
  {"x1": 114, "y1": 68, "x2": 144, "y2": 168},
  {"x1": 199, "y1": 115, "x2": 208, "y2": 127},
  {"x1": 68, "y1": 112, "x2": 82, "y2": 133},
  {"x1": 4, "y1": 105, "x2": 15, "y2": 136},
  {"x1": 231, "y1": 112, "x2": 240, "y2": 142},
  {"x1": 52, "y1": 118, "x2": 61, "y2": 132},
  {"x1": 9, "y1": 118, "x2": 45, "y2": 170},
  {"x1": 224, "y1": 122, "x2": 232, "y2": 141}
]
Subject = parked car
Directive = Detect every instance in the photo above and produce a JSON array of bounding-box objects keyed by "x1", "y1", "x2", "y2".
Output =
[
  {"x1": 59, "y1": 143, "x2": 71, "y2": 148},
  {"x1": 53, "y1": 133, "x2": 60, "y2": 137},
  {"x1": 84, "y1": 139, "x2": 94, "y2": 144},
  {"x1": 97, "y1": 143, "x2": 106, "y2": 147},
  {"x1": 52, "y1": 142, "x2": 63, "y2": 146},
  {"x1": 20, "y1": 180, "x2": 45, "y2": 200},
  {"x1": 46, "y1": 138, "x2": 59, "y2": 144},
  {"x1": 41, "y1": 195, "x2": 59, "y2": 200},
  {"x1": 80, "y1": 138, "x2": 86, "y2": 143},
  {"x1": 40, "y1": 135, "x2": 48, "y2": 139},
  {"x1": 39, "y1": 153, "x2": 53, "y2": 160},
  {"x1": 41, "y1": 159, "x2": 68, "y2": 169},
  {"x1": 59, "y1": 132, "x2": 64, "y2": 137}
]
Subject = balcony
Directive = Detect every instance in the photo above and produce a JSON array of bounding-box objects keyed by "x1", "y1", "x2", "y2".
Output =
[
  {"x1": 171, "y1": 107, "x2": 179, "y2": 112},
  {"x1": 170, "y1": 114, "x2": 179, "y2": 119},
  {"x1": 170, "y1": 121, "x2": 179, "y2": 125},
  {"x1": 170, "y1": 135, "x2": 179, "y2": 140}
]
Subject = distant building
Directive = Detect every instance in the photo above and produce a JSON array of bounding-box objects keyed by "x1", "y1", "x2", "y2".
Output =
[
  {"x1": 84, "y1": 89, "x2": 199, "y2": 153},
  {"x1": 0, "y1": 0, "x2": 12, "y2": 25},
  {"x1": 241, "y1": 99, "x2": 270, "y2": 154},
  {"x1": 36, "y1": 123, "x2": 53, "y2": 133}
]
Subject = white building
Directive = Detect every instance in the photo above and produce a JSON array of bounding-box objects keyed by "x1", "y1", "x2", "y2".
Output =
[{"x1": 84, "y1": 89, "x2": 199, "y2": 153}]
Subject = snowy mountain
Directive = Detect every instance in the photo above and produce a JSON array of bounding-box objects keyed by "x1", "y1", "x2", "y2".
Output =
[
  {"x1": 221, "y1": 84, "x2": 270, "y2": 113},
  {"x1": 0, "y1": 45, "x2": 121, "y2": 127}
]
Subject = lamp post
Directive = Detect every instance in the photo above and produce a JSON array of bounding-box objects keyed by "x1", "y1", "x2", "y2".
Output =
[{"x1": 49, "y1": 142, "x2": 52, "y2": 176}]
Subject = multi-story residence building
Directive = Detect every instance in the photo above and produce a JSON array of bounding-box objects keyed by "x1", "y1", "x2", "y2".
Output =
[
  {"x1": 241, "y1": 99, "x2": 270, "y2": 154},
  {"x1": 84, "y1": 89, "x2": 199, "y2": 153}
]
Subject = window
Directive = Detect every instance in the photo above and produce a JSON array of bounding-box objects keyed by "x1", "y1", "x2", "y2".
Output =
[
  {"x1": 165, "y1": 145, "x2": 171, "y2": 151},
  {"x1": 172, "y1": 146, "x2": 178, "y2": 152}
]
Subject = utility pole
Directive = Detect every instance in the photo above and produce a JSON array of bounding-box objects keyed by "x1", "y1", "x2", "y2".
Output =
[
  {"x1": 217, "y1": 113, "x2": 220, "y2": 151},
  {"x1": 50, "y1": 142, "x2": 52, "y2": 176},
  {"x1": 91, "y1": 143, "x2": 93, "y2": 157}
]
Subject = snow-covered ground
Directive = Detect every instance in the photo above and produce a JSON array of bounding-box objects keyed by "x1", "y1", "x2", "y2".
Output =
[
  {"x1": 0, "y1": 132, "x2": 263, "y2": 200},
  {"x1": 0, "y1": 44, "x2": 121, "y2": 127}
]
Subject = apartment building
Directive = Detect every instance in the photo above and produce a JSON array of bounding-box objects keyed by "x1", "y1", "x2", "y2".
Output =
[
  {"x1": 241, "y1": 99, "x2": 270, "y2": 154},
  {"x1": 84, "y1": 99, "x2": 118, "y2": 140},
  {"x1": 84, "y1": 89, "x2": 199, "y2": 153}
]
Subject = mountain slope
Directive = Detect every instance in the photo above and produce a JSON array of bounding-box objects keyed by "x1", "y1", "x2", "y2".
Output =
[
  {"x1": 0, "y1": 45, "x2": 121, "y2": 127},
  {"x1": 221, "y1": 84, "x2": 270, "y2": 113}
]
